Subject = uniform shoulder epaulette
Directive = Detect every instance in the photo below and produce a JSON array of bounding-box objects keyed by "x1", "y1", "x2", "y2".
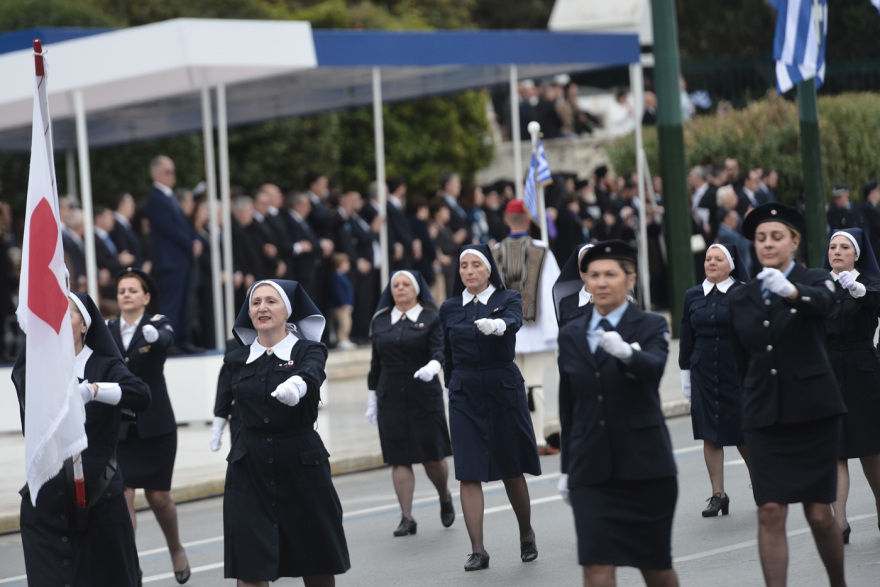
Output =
[{"x1": 151, "y1": 314, "x2": 165, "y2": 322}]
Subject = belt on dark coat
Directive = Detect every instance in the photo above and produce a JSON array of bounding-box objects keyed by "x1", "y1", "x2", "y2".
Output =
[{"x1": 454, "y1": 361, "x2": 511, "y2": 371}]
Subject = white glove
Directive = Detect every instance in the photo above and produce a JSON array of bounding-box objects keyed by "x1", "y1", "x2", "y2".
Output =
[
  {"x1": 141, "y1": 324, "x2": 159, "y2": 343},
  {"x1": 475, "y1": 318, "x2": 506, "y2": 336},
  {"x1": 79, "y1": 380, "x2": 95, "y2": 405},
  {"x1": 209, "y1": 416, "x2": 227, "y2": 452},
  {"x1": 557, "y1": 474, "x2": 571, "y2": 506},
  {"x1": 838, "y1": 271, "x2": 866, "y2": 297},
  {"x1": 365, "y1": 390, "x2": 378, "y2": 424},
  {"x1": 597, "y1": 330, "x2": 633, "y2": 360},
  {"x1": 681, "y1": 370, "x2": 692, "y2": 402},
  {"x1": 413, "y1": 359, "x2": 442, "y2": 382},
  {"x1": 270, "y1": 375, "x2": 307, "y2": 406},
  {"x1": 757, "y1": 267, "x2": 796, "y2": 298}
]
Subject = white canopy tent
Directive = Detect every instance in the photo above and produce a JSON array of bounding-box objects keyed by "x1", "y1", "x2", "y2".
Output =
[{"x1": 0, "y1": 19, "x2": 318, "y2": 348}]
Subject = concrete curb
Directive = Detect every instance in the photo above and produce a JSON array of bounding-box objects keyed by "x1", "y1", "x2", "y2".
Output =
[{"x1": 0, "y1": 404, "x2": 691, "y2": 535}]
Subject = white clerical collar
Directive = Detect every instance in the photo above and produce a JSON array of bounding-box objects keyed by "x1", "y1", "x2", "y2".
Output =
[
  {"x1": 74, "y1": 345, "x2": 93, "y2": 379},
  {"x1": 391, "y1": 303, "x2": 423, "y2": 324},
  {"x1": 702, "y1": 276, "x2": 736, "y2": 295},
  {"x1": 462, "y1": 284, "x2": 497, "y2": 306},
  {"x1": 153, "y1": 181, "x2": 173, "y2": 197},
  {"x1": 246, "y1": 333, "x2": 297, "y2": 364},
  {"x1": 831, "y1": 268, "x2": 860, "y2": 282},
  {"x1": 578, "y1": 287, "x2": 592, "y2": 307}
]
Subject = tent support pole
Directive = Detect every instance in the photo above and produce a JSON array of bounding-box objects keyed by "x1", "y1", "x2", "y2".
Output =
[
  {"x1": 510, "y1": 65, "x2": 523, "y2": 199},
  {"x1": 73, "y1": 89, "x2": 98, "y2": 305},
  {"x1": 372, "y1": 67, "x2": 389, "y2": 288},
  {"x1": 629, "y1": 63, "x2": 651, "y2": 311},
  {"x1": 65, "y1": 150, "x2": 78, "y2": 202},
  {"x1": 217, "y1": 84, "x2": 235, "y2": 341},
  {"x1": 201, "y1": 86, "x2": 225, "y2": 350}
]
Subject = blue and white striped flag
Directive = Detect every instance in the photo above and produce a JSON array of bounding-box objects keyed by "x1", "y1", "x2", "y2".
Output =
[
  {"x1": 769, "y1": 0, "x2": 827, "y2": 94},
  {"x1": 523, "y1": 138, "x2": 552, "y2": 220}
]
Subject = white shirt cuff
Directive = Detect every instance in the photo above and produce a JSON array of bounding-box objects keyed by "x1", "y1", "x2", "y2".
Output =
[{"x1": 92, "y1": 382, "x2": 122, "y2": 405}]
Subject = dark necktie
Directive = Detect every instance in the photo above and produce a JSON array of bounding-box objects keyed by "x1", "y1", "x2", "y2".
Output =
[{"x1": 598, "y1": 318, "x2": 613, "y2": 332}]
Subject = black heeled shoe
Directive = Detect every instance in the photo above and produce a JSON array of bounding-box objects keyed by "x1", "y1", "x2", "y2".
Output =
[
  {"x1": 842, "y1": 524, "x2": 851, "y2": 545},
  {"x1": 702, "y1": 493, "x2": 730, "y2": 517},
  {"x1": 173, "y1": 552, "x2": 191, "y2": 585},
  {"x1": 520, "y1": 539, "x2": 538, "y2": 562},
  {"x1": 440, "y1": 498, "x2": 455, "y2": 528},
  {"x1": 393, "y1": 516, "x2": 417, "y2": 537},
  {"x1": 464, "y1": 551, "x2": 490, "y2": 571}
]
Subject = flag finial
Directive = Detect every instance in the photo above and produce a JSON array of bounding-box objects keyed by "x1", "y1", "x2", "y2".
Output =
[{"x1": 33, "y1": 39, "x2": 43, "y2": 77}]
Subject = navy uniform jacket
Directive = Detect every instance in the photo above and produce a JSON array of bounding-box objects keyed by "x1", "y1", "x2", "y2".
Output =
[
  {"x1": 728, "y1": 263, "x2": 847, "y2": 430},
  {"x1": 558, "y1": 305, "x2": 676, "y2": 487},
  {"x1": 14, "y1": 351, "x2": 150, "y2": 586},
  {"x1": 440, "y1": 289, "x2": 541, "y2": 481},
  {"x1": 144, "y1": 186, "x2": 192, "y2": 273},
  {"x1": 109, "y1": 313, "x2": 177, "y2": 439}
]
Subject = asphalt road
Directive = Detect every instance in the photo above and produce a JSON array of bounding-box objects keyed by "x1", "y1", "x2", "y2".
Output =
[{"x1": 1, "y1": 416, "x2": 878, "y2": 586}]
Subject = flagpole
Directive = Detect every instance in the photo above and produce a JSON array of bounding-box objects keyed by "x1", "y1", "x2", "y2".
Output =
[{"x1": 527, "y1": 121, "x2": 549, "y2": 243}]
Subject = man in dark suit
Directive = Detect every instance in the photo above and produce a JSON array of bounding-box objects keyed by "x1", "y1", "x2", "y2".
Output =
[
  {"x1": 259, "y1": 183, "x2": 294, "y2": 279},
  {"x1": 143, "y1": 155, "x2": 201, "y2": 352},
  {"x1": 386, "y1": 178, "x2": 414, "y2": 271},
  {"x1": 333, "y1": 190, "x2": 380, "y2": 342},
  {"x1": 827, "y1": 183, "x2": 865, "y2": 232},
  {"x1": 249, "y1": 189, "x2": 287, "y2": 279},
  {"x1": 862, "y1": 179, "x2": 880, "y2": 260},
  {"x1": 440, "y1": 172, "x2": 471, "y2": 246},
  {"x1": 283, "y1": 191, "x2": 323, "y2": 299},
  {"x1": 109, "y1": 192, "x2": 144, "y2": 269},
  {"x1": 93, "y1": 206, "x2": 132, "y2": 309},
  {"x1": 230, "y1": 196, "x2": 262, "y2": 310}
]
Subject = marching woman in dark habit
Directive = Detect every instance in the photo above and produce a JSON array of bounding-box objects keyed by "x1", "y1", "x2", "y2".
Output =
[
  {"x1": 822, "y1": 228, "x2": 880, "y2": 543},
  {"x1": 728, "y1": 203, "x2": 847, "y2": 587},
  {"x1": 223, "y1": 279, "x2": 349, "y2": 587},
  {"x1": 557, "y1": 240, "x2": 678, "y2": 587},
  {"x1": 439, "y1": 244, "x2": 541, "y2": 571},
  {"x1": 109, "y1": 267, "x2": 190, "y2": 583},
  {"x1": 365, "y1": 270, "x2": 454, "y2": 536},
  {"x1": 552, "y1": 243, "x2": 594, "y2": 328},
  {"x1": 15, "y1": 293, "x2": 151, "y2": 586},
  {"x1": 679, "y1": 244, "x2": 751, "y2": 518}
]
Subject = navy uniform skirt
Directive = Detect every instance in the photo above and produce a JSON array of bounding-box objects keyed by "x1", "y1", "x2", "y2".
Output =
[
  {"x1": 570, "y1": 476, "x2": 677, "y2": 569},
  {"x1": 745, "y1": 416, "x2": 841, "y2": 505},
  {"x1": 117, "y1": 427, "x2": 178, "y2": 491}
]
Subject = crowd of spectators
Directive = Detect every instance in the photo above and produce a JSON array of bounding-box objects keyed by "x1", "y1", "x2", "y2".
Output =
[{"x1": 0, "y1": 152, "x2": 877, "y2": 357}]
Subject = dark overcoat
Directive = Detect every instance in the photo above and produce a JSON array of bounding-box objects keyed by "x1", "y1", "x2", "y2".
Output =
[
  {"x1": 368, "y1": 309, "x2": 451, "y2": 465},
  {"x1": 439, "y1": 288, "x2": 541, "y2": 482},
  {"x1": 223, "y1": 339, "x2": 349, "y2": 581},
  {"x1": 678, "y1": 284, "x2": 745, "y2": 446}
]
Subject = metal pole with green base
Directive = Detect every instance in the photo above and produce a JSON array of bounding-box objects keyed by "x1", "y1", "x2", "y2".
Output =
[
  {"x1": 651, "y1": 0, "x2": 692, "y2": 336},
  {"x1": 797, "y1": 80, "x2": 826, "y2": 268}
]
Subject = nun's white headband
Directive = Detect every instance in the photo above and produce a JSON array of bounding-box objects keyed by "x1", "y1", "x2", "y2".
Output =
[
  {"x1": 391, "y1": 271, "x2": 420, "y2": 296},
  {"x1": 68, "y1": 294, "x2": 91, "y2": 330},
  {"x1": 707, "y1": 244, "x2": 735, "y2": 271},
  {"x1": 830, "y1": 231, "x2": 860, "y2": 258},
  {"x1": 459, "y1": 248, "x2": 491, "y2": 270},
  {"x1": 250, "y1": 280, "x2": 292, "y2": 317}
]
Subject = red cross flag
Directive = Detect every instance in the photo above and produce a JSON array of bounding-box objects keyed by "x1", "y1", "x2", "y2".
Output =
[{"x1": 16, "y1": 40, "x2": 87, "y2": 506}]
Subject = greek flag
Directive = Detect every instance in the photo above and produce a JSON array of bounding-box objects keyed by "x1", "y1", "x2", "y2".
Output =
[
  {"x1": 523, "y1": 138, "x2": 552, "y2": 220},
  {"x1": 769, "y1": 0, "x2": 827, "y2": 94}
]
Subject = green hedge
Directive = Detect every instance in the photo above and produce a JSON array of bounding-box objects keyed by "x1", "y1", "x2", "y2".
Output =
[{"x1": 607, "y1": 92, "x2": 880, "y2": 204}]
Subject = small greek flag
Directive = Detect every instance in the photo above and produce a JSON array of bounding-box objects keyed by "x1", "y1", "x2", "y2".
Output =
[
  {"x1": 523, "y1": 138, "x2": 552, "y2": 220},
  {"x1": 769, "y1": 0, "x2": 827, "y2": 94}
]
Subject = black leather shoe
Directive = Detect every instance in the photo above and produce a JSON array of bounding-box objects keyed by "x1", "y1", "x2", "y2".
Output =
[
  {"x1": 464, "y1": 551, "x2": 489, "y2": 571},
  {"x1": 440, "y1": 499, "x2": 455, "y2": 528},
  {"x1": 702, "y1": 493, "x2": 730, "y2": 517},
  {"x1": 138, "y1": 567, "x2": 143, "y2": 587},
  {"x1": 842, "y1": 524, "x2": 851, "y2": 545},
  {"x1": 393, "y1": 516, "x2": 417, "y2": 537},
  {"x1": 174, "y1": 564, "x2": 191, "y2": 584},
  {"x1": 520, "y1": 539, "x2": 538, "y2": 562}
]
